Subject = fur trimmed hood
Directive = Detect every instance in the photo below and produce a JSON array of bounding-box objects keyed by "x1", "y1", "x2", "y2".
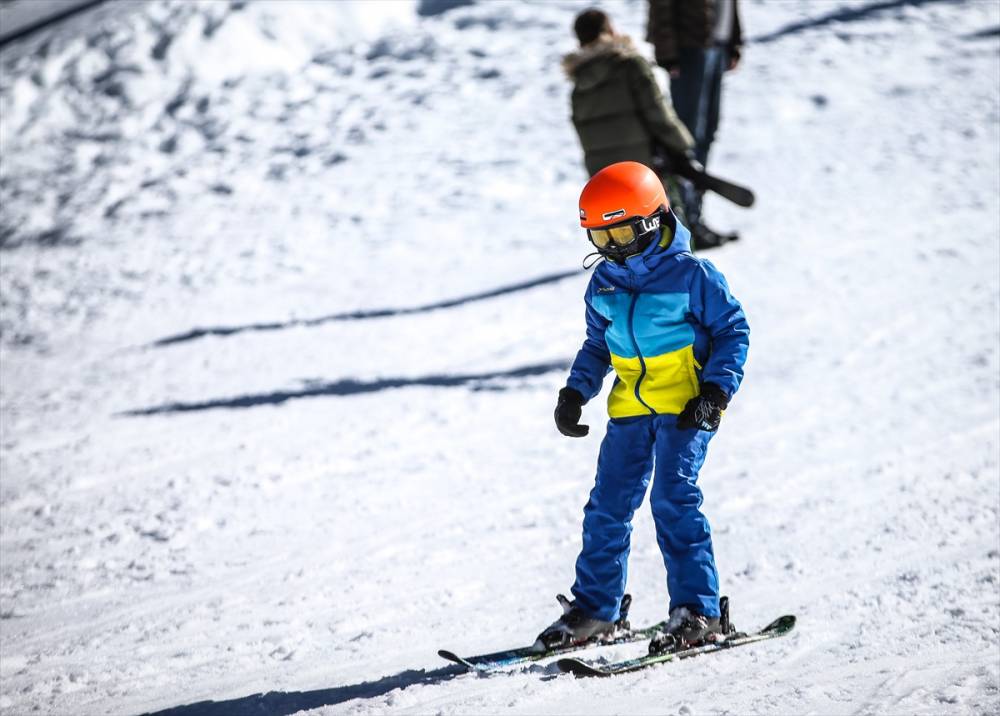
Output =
[{"x1": 562, "y1": 34, "x2": 641, "y2": 78}]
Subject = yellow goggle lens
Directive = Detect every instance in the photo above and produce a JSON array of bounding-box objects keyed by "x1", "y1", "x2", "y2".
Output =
[{"x1": 589, "y1": 225, "x2": 636, "y2": 248}]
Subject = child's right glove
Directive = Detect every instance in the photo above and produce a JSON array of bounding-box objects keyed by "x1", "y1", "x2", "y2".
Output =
[
  {"x1": 554, "y1": 387, "x2": 589, "y2": 437},
  {"x1": 676, "y1": 383, "x2": 729, "y2": 432}
]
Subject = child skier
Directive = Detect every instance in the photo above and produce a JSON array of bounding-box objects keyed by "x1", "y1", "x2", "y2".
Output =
[{"x1": 535, "y1": 161, "x2": 749, "y2": 655}]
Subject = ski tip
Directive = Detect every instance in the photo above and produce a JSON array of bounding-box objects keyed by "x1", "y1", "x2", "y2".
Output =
[
  {"x1": 557, "y1": 657, "x2": 610, "y2": 678},
  {"x1": 762, "y1": 615, "x2": 797, "y2": 634},
  {"x1": 437, "y1": 650, "x2": 475, "y2": 669}
]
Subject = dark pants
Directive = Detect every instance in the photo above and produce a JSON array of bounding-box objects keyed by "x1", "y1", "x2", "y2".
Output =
[
  {"x1": 670, "y1": 46, "x2": 729, "y2": 225},
  {"x1": 570, "y1": 414, "x2": 721, "y2": 622}
]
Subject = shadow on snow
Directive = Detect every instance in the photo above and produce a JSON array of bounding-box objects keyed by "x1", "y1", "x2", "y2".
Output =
[
  {"x1": 962, "y1": 25, "x2": 999, "y2": 40},
  {"x1": 120, "y1": 360, "x2": 570, "y2": 416},
  {"x1": 147, "y1": 268, "x2": 582, "y2": 348},
  {"x1": 751, "y1": 0, "x2": 962, "y2": 44},
  {"x1": 142, "y1": 664, "x2": 466, "y2": 716}
]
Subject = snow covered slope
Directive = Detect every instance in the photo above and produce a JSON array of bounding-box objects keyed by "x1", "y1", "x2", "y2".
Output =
[{"x1": 1, "y1": 1, "x2": 998, "y2": 714}]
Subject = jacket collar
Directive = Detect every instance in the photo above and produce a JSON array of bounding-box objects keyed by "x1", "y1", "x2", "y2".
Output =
[{"x1": 600, "y1": 211, "x2": 692, "y2": 278}]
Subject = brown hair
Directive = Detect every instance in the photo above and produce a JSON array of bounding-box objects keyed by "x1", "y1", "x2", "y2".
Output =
[{"x1": 574, "y1": 8, "x2": 611, "y2": 46}]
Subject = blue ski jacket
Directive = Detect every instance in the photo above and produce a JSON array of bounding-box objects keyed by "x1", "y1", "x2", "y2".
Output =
[{"x1": 567, "y1": 214, "x2": 749, "y2": 418}]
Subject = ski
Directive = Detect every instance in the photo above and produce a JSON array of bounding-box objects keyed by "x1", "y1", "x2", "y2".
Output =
[
  {"x1": 557, "y1": 614, "x2": 796, "y2": 677},
  {"x1": 684, "y1": 166, "x2": 755, "y2": 208},
  {"x1": 656, "y1": 150, "x2": 756, "y2": 208},
  {"x1": 438, "y1": 622, "x2": 666, "y2": 671}
]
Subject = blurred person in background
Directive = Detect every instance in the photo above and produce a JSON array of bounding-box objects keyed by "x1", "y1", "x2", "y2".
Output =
[
  {"x1": 647, "y1": 0, "x2": 743, "y2": 248},
  {"x1": 563, "y1": 7, "x2": 718, "y2": 247}
]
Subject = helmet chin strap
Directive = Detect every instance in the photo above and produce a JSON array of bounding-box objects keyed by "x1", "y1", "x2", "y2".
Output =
[{"x1": 582, "y1": 251, "x2": 605, "y2": 269}]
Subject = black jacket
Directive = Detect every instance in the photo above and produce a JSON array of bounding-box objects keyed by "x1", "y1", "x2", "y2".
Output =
[{"x1": 646, "y1": 0, "x2": 743, "y2": 69}]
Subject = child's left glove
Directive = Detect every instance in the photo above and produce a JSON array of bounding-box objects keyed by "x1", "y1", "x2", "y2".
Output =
[{"x1": 676, "y1": 383, "x2": 729, "y2": 432}]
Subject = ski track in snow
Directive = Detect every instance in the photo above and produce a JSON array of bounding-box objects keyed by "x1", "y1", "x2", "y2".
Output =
[{"x1": 1, "y1": 1, "x2": 998, "y2": 714}]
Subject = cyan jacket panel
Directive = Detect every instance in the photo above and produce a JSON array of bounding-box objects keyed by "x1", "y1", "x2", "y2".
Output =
[{"x1": 566, "y1": 218, "x2": 749, "y2": 418}]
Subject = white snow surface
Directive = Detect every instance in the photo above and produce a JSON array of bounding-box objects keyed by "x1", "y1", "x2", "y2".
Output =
[{"x1": 1, "y1": 0, "x2": 998, "y2": 714}]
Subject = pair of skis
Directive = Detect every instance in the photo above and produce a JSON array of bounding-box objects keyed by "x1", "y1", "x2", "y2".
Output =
[
  {"x1": 439, "y1": 614, "x2": 795, "y2": 677},
  {"x1": 684, "y1": 165, "x2": 755, "y2": 209},
  {"x1": 437, "y1": 621, "x2": 662, "y2": 672},
  {"x1": 655, "y1": 150, "x2": 756, "y2": 210}
]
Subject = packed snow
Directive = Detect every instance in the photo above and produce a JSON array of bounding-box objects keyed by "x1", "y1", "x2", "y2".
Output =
[{"x1": 0, "y1": 0, "x2": 998, "y2": 714}]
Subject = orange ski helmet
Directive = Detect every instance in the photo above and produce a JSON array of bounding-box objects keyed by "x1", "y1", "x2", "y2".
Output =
[
  {"x1": 579, "y1": 161, "x2": 667, "y2": 229},
  {"x1": 578, "y1": 162, "x2": 669, "y2": 262}
]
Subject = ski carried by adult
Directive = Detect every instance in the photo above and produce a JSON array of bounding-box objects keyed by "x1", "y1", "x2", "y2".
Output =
[
  {"x1": 558, "y1": 613, "x2": 796, "y2": 677},
  {"x1": 658, "y1": 149, "x2": 756, "y2": 208}
]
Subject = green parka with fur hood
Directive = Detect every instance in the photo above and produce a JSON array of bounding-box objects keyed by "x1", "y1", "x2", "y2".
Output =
[{"x1": 563, "y1": 35, "x2": 693, "y2": 177}]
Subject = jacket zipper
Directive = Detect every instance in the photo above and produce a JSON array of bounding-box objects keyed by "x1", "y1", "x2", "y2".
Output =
[{"x1": 627, "y1": 293, "x2": 655, "y2": 415}]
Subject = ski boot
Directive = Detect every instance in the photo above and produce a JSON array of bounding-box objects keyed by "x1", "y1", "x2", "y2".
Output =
[
  {"x1": 648, "y1": 596, "x2": 733, "y2": 655},
  {"x1": 532, "y1": 594, "x2": 632, "y2": 653}
]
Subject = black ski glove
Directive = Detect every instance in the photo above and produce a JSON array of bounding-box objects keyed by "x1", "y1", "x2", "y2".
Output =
[
  {"x1": 664, "y1": 148, "x2": 705, "y2": 180},
  {"x1": 656, "y1": 56, "x2": 679, "y2": 75},
  {"x1": 676, "y1": 383, "x2": 729, "y2": 432},
  {"x1": 554, "y1": 387, "x2": 589, "y2": 438}
]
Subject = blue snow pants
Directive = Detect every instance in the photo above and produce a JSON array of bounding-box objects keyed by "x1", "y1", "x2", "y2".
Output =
[{"x1": 570, "y1": 414, "x2": 721, "y2": 621}]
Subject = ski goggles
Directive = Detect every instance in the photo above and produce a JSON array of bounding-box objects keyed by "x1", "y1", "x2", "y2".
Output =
[{"x1": 587, "y1": 212, "x2": 663, "y2": 251}]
